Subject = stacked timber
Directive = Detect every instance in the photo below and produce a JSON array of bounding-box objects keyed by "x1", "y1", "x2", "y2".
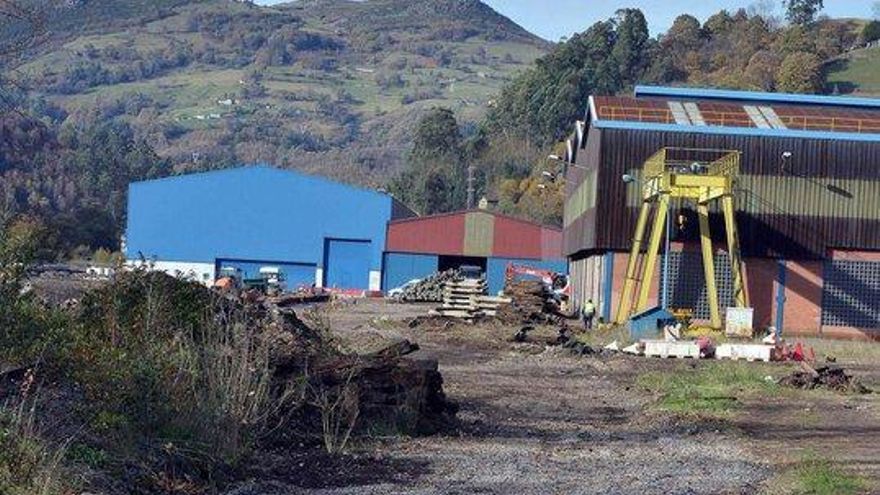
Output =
[
  {"x1": 435, "y1": 279, "x2": 488, "y2": 321},
  {"x1": 476, "y1": 295, "x2": 512, "y2": 317},
  {"x1": 496, "y1": 279, "x2": 551, "y2": 324},
  {"x1": 397, "y1": 269, "x2": 462, "y2": 302}
]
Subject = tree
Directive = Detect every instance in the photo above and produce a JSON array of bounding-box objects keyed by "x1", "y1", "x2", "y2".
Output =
[
  {"x1": 484, "y1": 16, "x2": 634, "y2": 145},
  {"x1": 782, "y1": 0, "x2": 824, "y2": 26},
  {"x1": 411, "y1": 108, "x2": 462, "y2": 161},
  {"x1": 658, "y1": 15, "x2": 704, "y2": 80},
  {"x1": 776, "y1": 51, "x2": 823, "y2": 93},
  {"x1": 389, "y1": 108, "x2": 468, "y2": 215},
  {"x1": 744, "y1": 50, "x2": 782, "y2": 91},
  {"x1": 863, "y1": 20, "x2": 880, "y2": 44},
  {"x1": 874, "y1": 1, "x2": 880, "y2": 20},
  {"x1": 611, "y1": 9, "x2": 650, "y2": 84},
  {"x1": 703, "y1": 10, "x2": 734, "y2": 36},
  {"x1": 775, "y1": 25, "x2": 813, "y2": 55}
]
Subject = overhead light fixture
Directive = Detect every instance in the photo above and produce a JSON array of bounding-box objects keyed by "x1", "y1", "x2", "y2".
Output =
[{"x1": 781, "y1": 151, "x2": 793, "y2": 174}]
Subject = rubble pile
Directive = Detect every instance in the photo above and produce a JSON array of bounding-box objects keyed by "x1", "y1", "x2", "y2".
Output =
[
  {"x1": 561, "y1": 339, "x2": 617, "y2": 357},
  {"x1": 251, "y1": 293, "x2": 458, "y2": 435},
  {"x1": 395, "y1": 269, "x2": 463, "y2": 303},
  {"x1": 496, "y1": 279, "x2": 554, "y2": 324},
  {"x1": 777, "y1": 364, "x2": 870, "y2": 394}
]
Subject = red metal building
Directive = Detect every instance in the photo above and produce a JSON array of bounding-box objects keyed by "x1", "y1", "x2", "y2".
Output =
[{"x1": 383, "y1": 210, "x2": 566, "y2": 295}]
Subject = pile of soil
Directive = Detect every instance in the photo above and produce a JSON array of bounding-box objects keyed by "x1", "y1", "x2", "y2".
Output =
[{"x1": 777, "y1": 365, "x2": 871, "y2": 394}]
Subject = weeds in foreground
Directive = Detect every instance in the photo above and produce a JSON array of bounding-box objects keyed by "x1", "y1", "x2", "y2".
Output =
[
  {"x1": 637, "y1": 362, "x2": 779, "y2": 415},
  {"x1": 0, "y1": 370, "x2": 72, "y2": 495},
  {"x1": 575, "y1": 323, "x2": 632, "y2": 347},
  {"x1": 309, "y1": 366, "x2": 360, "y2": 454},
  {"x1": 793, "y1": 455, "x2": 866, "y2": 495},
  {"x1": 57, "y1": 269, "x2": 312, "y2": 490}
]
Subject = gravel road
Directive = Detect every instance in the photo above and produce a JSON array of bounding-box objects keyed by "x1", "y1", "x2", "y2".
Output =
[{"x1": 226, "y1": 300, "x2": 774, "y2": 495}]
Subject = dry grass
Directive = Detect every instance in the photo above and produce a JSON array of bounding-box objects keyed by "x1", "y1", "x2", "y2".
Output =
[
  {"x1": 0, "y1": 372, "x2": 72, "y2": 495},
  {"x1": 800, "y1": 338, "x2": 880, "y2": 367}
]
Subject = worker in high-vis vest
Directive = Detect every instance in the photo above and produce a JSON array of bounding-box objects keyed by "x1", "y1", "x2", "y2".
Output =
[{"x1": 582, "y1": 298, "x2": 596, "y2": 330}]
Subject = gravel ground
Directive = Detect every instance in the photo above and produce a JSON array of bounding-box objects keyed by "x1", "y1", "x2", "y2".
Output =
[{"x1": 226, "y1": 300, "x2": 778, "y2": 495}]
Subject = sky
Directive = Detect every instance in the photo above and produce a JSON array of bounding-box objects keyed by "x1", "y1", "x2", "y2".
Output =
[{"x1": 255, "y1": 1, "x2": 876, "y2": 40}]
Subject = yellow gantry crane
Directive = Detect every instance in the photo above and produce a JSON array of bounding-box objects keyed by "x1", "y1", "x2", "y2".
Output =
[{"x1": 614, "y1": 148, "x2": 749, "y2": 329}]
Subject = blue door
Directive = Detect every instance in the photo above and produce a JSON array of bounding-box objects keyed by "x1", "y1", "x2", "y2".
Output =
[{"x1": 325, "y1": 239, "x2": 372, "y2": 289}]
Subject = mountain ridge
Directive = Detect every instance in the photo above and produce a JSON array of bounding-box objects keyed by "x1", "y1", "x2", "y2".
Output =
[{"x1": 3, "y1": 0, "x2": 549, "y2": 186}]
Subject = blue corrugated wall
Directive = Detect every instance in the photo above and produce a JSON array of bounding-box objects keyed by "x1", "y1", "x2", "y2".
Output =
[
  {"x1": 486, "y1": 258, "x2": 569, "y2": 296},
  {"x1": 383, "y1": 253, "x2": 439, "y2": 291},
  {"x1": 126, "y1": 166, "x2": 392, "y2": 284}
]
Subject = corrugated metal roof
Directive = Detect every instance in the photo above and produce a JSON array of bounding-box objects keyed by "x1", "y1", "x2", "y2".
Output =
[
  {"x1": 590, "y1": 90, "x2": 880, "y2": 141},
  {"x1": 634, "y1": 85, "x2": 880, "y2": 109},
  {"x1": 130, "y1": 164, "x2": 393, "y2": 200}
]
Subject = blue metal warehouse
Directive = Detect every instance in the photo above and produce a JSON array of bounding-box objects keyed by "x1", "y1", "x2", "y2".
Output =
[{"x1": 126, "y1": 165, "x2": 405, "y2": 292}]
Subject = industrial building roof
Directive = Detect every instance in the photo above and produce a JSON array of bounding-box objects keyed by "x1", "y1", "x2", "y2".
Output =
[{"x1": 587, "y1": 86, "x2": 880, "y2": 143}]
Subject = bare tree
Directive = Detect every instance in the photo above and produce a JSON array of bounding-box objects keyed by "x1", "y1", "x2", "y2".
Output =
[
  {"x1": 873, "y1": 1, "x2": 880, "y2": 20},
  {"x1": 748, "y1": 0, "x2": 781, "y2": 29}
]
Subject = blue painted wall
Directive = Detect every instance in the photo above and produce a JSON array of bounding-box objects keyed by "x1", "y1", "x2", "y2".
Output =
[
  {"x1": 216, "y1": 258, "x2": 316, "y2": 291},
  {"x1": 383, "y1": 252, "x2": 439, "y2": 291},
  {"x1": 486, "y1": 257, "x2": 568, "y2": 296},
  {"x1": 126, "y1": 166, "x2": 392, "y2": 276}
]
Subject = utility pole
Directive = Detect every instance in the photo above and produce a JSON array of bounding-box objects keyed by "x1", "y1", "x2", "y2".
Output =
[{"x1": 466, "y1": 163, "x2": 475, "y2": 209}]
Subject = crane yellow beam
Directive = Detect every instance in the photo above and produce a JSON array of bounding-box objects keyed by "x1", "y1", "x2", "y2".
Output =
[{"x1": 616, "y1": 148, "x2": 747, "y2": 330}]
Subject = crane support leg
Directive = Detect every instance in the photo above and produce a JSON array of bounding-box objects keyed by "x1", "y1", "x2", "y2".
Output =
[
  {"x1": 722, "y1": 195, "x2": 748, "y2": 308},
  {"x1": 698, "y1": 203, "x2": 722, "y2": 329},
  {"x1": 616, "y1": 200, "x2": 652, "y2": 324},
  {"x1": 636, "y1": 194, "x2": 669, "y2": 313}
]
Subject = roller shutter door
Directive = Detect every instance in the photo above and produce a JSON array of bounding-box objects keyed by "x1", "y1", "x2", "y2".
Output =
[{"x1": 325, "y1": 239, "x2": 372, "y2": 289}]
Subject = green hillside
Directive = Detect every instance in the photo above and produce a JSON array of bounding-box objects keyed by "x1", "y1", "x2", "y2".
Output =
[
  {"x1": 6, "y1": 0, "x2": 549, "y2": 185},
  {"x1": 827, "y1": 46, "x2": 880, "y2": 96}
]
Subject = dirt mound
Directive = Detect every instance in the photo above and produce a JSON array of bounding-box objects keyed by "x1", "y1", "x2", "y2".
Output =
[{"x1": 777, "y1": 365, "x2": 871, "y2": 394}]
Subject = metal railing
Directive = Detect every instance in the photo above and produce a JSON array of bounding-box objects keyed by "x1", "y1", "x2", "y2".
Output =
[
  {"x1": 598, "y1": 106, "x2": 880, "y2": 134},
  {"x1": 640, "y1": 147, "x2": 741, "y2": 179}
]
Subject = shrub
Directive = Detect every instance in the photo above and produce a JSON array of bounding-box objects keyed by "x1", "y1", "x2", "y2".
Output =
[
  {"x1": 0, "y1": 218, "x2": 59, "y2": 366},
  {"x1": 67, "y1": 270, "x2": 304, "y2": 472}
]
